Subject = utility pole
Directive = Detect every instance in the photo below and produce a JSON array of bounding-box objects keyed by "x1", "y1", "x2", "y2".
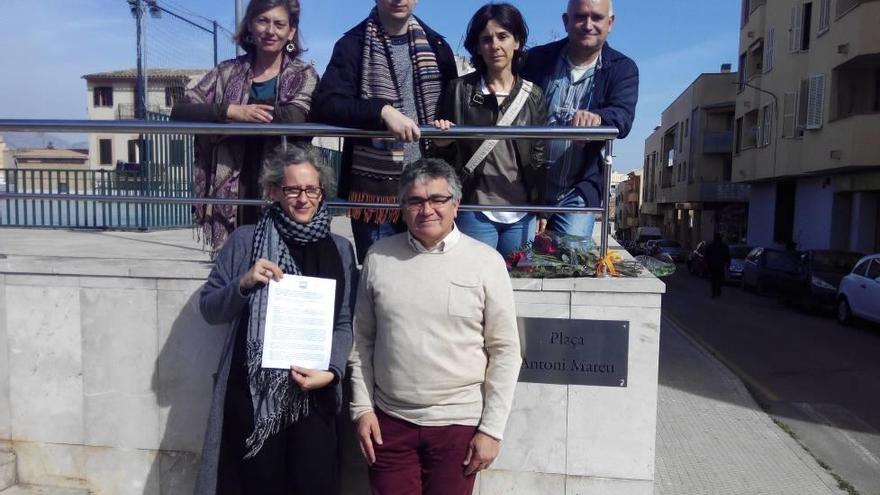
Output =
[
  {"x1": 235, "y1": 0, "x2": 244, "y2": 55},
  {"x1": 213, "y1": 21, "x2": 219, "y2": 66},
  {"x1": 132, "y1": 0, "x2": 147, "y2": 120}
]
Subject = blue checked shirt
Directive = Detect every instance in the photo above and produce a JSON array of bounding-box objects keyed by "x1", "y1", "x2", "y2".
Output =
[{"x1": 544, "y1": 54, "x2": 599, "y2": 201}]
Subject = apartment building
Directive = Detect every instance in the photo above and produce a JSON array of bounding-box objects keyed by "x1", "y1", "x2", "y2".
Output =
[
  {"x1": 82, "y1": 69, "x2": 205, "y2": 169},
  {"x1": 615, "y1": 171, "x2": 641, "y2": 241},
  {"x1": 641, "y1": 69, "x2": 750, "y2": 248},
  {"x1": 734, "y1": 0, "x2": 880, "y2": 252}
]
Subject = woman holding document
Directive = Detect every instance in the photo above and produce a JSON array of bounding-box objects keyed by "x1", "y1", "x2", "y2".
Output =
[{"x1": 196, "y1": 145, "x2": 356, "y2": 495}]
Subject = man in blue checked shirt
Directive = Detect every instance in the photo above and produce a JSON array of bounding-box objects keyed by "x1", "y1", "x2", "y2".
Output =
[{"x1": 522, "y1": 0, "x2": 638, "y2": 239}]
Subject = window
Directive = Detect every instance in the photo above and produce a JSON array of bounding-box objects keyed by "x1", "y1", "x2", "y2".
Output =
[
  {"x1": 679, "y1": 122, "x2": 685, "y2": 151},
  {"x1": 834, "y1": 64, "x2": 880, "y2": 119},
  {"x1": 684, "y1": 118, "x2": 689, "y2": 138},
  {"x1": 165, "y1": 86, "x2": 185, "y2": 107},
  {"x1": 806, "y1": 74, "x2": 826, "y2": 130},
  {"x1": 782, "y1": 92, "x2": 797, "y2": 138},
  {"x1": 852, "y1": 260, "x2": 870, "y2": 276},
  {"x1": 802, "y1": 2, "x2": 813, "y2": 51},
  {"x1": 796, "y1": 79, "x2": 810, "y2": 136},
  {"x1": 741, "y1": 0, "x2": 751, "y2": 27},
  {"x1": 687, "y1": 160, "x2": 694, "y2": 183},
  {"x1": 737, "y1": 111, "x2": 759, "y2": 151},
  {"x1": 748, "y1": 39, "x2": 764, "y2": 78},
  {"x1": 818, "y1": 0, "x2": 831, "y2": 34},
  {"x1": 738, "y1": 52, "x2": 748, "y2": 91},
  {"x1": 127, "y1": 139, "x2": 139, "y2": 163},
  {"x1": 93, "y1": 87, "x2": 113, "y2": 107},
  {"x1": 99, "y1": 139, "x2": 113, "y2": 165},
  {"x1": 734, "y1": 117, "x2": 743, "y2": 153},
  {"x1": 789, "y1": 2, "x2": 812, "y2": 52},
  {"x1": 764, "y1": 28, "x2": 775, "y2": 73},
  {"x1": 867, "y1": 260, "x2": 880, "y2": 281},
  {"x1": 760, "y1": 103, "x2": 773, "y2": 146}
]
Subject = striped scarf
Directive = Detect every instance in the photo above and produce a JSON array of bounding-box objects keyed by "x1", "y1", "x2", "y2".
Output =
[
  {"x1": 349, "y1": 9, "x2": 442, "y2": 223},
  {"x1": 243, "y1": 202, "x2": 331, "y2": 458}
]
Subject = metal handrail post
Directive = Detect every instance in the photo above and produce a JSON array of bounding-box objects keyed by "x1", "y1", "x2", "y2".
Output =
[{"x1": 600, "y1": 139, "x2": 614, "y2": 263}]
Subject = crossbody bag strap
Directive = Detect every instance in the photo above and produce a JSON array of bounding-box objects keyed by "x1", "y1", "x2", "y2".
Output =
[{"x1": 462, "y1": 80, "x2": 534, "y2": 176}]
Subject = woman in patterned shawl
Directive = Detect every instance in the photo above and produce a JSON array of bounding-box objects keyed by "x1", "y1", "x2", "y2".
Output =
[
  {"x1": 197, "y1": 145, "x2": 357, "y2": 494},
  {"x1": 171, "y1": 0, "x2": 318, "y2": 251}
]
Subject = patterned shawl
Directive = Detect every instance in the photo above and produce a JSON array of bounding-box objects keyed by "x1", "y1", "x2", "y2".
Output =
[
  {"x1": 244, "y1": 202, "x2": 332, "y2": 458},
  {"x1": 348, "y1": 9, "x2": 442, "y2": 223},
  {"x1": 183, "y1": 54, "x2": 318, "y2": 250}
]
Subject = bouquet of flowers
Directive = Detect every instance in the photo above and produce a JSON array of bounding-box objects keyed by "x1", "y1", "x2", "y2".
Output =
[{"x1": 506, "y1": 231, "x2": 644, "y2": 278}]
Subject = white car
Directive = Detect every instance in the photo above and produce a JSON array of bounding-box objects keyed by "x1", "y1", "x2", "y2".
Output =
[{"x1": 837, "y1": 254, "x2": 880, "y2": 325}]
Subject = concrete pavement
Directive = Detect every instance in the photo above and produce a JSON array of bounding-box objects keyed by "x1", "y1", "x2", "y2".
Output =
[{"x1": 656, "y1": 315, "x2": 842, "y2": 494}]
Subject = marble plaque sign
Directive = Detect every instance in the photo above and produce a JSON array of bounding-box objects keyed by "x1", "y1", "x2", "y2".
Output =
[{"x1": 517, "y1": 317, "x2": 629, "y2": 387}]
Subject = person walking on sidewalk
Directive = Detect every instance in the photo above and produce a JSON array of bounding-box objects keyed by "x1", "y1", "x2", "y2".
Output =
[
  {"x1": 311, "y1": 0, "x2": 458, "y2": 263},
  {"x1": 521, "y1": 0, "x2": 638, "y2": 240},
  {"x1": 348, "y1": 158, "x2": 522, "y2": 495},
  {"x1": 705, "y1": 232, "x2": 731, "y2": 299}
]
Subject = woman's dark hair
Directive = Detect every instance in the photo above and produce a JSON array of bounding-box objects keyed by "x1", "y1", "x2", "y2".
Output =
[
  {"x1": 234, "y1": 0, "x2": 304, "y2": 58},
  {"x1": 463, "y1": 3, "x2": 529, "y2": 75}
]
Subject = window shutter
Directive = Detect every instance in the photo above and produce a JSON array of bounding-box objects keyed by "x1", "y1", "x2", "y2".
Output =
[
  {"x1": 819, "y1": 0, "x2": 830, "y2": 32},
  {"x1": 761, "y1": 104, "x2": 773, "y2": 146},
  {"x1": 790, "y1": 5, "x2": 803, "y2": 53},
  {"x1": 764, "y1": 28, "x2": 775, "y2": 72},
  {"x1": 806, "y1": 74, "x2": 825, "y2": 130},
  {"x1": 782, "y1": 93, "x2": 796, "y2": 138}
]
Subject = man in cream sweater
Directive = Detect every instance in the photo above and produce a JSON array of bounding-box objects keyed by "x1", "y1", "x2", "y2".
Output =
[{"x1": 348, "y1": 158, "x2": 522, "y2": 494}]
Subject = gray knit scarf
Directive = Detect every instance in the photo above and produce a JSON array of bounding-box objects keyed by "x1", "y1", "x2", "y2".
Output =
[
  {"x1": 348, "y1": 8, "x2": 442, "y2": 224},
  {"x1": 243, "y1": 202, "x2": 332, "y2": 458}
]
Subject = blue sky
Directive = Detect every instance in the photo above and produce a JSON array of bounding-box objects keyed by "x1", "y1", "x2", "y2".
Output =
[{"x1": 0, "y1": 0, "x2": 741, "y2": 172}]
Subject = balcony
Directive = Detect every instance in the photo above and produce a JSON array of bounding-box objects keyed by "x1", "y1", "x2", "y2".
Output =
[
  {"x1": 703, "y1": 131, "x2": 734, "y2": 154},
  {"x1": 115, "y1": 103, "x2": 170, "y2": 120}
]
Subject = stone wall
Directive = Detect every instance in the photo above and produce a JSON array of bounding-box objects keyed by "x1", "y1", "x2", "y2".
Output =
[{"x1": 0, "y1": 235, "x2": 664, "y2": 494}]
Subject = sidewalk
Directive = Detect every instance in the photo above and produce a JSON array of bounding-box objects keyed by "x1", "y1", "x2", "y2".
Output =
[{"x1": 655, "y1": 316, "x2": 842, "y2": 494}]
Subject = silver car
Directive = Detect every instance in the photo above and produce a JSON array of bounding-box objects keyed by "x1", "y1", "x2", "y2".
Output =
[{"x1": 837, "y1": 254, "x2": 880, "y2": 325}]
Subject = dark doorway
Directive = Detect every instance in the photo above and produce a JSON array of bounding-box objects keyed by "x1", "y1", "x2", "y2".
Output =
[{"x1": 774, "y1": 181, "x2": 796, "y2": 247}]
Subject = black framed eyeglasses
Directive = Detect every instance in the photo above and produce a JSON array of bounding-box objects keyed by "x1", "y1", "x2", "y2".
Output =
[
  {"x1": 403, "y1": 195, "x2": 454, "y2": 211},
  {"x1": 281, "y1": 186, "x2": 324, "y2": 199}
]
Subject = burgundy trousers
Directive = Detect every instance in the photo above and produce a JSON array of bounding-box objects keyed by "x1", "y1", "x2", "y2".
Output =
[{"x1": 369, "y1": 409, "x2": 478, "y2": 495}]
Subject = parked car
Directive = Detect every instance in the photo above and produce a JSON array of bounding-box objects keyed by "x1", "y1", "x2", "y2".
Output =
[
  {"x1": 687, "y1": 242, "x2": 752, "y2": 281},
  {"x1": 652, "y1": 240, "x2": 685, "y2": 262},
  {"x1": 836, "y1": 253, "x2": 880, "y2": 325},
  {"x1": 740, "y1": 247, "x2": 804, "y2": 295},
  {"x1": 775, "y1": 250, "x2": 863, "y2": 311},
  {"x1": 636, "y1": 227, "x2": 662, "y2": 254}
]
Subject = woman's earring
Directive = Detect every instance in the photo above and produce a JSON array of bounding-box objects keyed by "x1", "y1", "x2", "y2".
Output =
[
  {"x1": 285, "y1": 41, "x2": 296, "y2": 53},
  {"x1": 245, "y1": 33, "x2": 255, "y2": 45}
]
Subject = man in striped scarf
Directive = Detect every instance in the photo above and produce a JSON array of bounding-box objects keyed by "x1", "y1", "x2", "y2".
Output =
[{"x1": 313, "y1": 0, "x2": 458, "y2": 262}]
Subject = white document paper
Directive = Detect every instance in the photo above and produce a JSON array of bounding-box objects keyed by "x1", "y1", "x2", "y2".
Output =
[{"x1": 261, "y1": 275, "x2": 337, "y2": 370}]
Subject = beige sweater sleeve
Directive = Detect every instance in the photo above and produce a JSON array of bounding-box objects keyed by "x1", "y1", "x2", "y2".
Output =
[
  {"x1": 348, "y1": 253, "x2": 376, "y2": 421},
  {"x1": 476, "y1": 260, "x2": 523, "y2": 440}
]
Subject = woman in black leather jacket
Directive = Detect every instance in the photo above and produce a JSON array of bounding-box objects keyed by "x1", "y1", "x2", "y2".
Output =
[{"x1": 431, "y1": 3, "x2": 547, "y2": 258}]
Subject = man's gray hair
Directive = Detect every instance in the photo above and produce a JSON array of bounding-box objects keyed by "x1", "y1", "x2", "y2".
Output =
[
  {"x1": 397, "y1": 158, "x2": 463, "y2": 204},
  {"x1": 568, "y1": 0, "x2": 614, "y2": 16},
  {"x1": 260, "y1": 144, "x2": 337, "y2": 199}
]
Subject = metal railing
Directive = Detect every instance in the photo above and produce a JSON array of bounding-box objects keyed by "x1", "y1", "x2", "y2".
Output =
[{"x1": 0, "y1": 119, "x2": 618, "y2": 257}]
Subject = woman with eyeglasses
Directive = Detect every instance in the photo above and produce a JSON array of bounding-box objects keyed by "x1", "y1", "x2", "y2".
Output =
[
  {"x1": 431, "y1": 3, "x2": 547, "y2": 258},
  {"x1": 196, "y1": 145, "x2": 356, "y2": 495},
  {"x1": 171, "y1": 0, "x2": 319, "y2": 252}
]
